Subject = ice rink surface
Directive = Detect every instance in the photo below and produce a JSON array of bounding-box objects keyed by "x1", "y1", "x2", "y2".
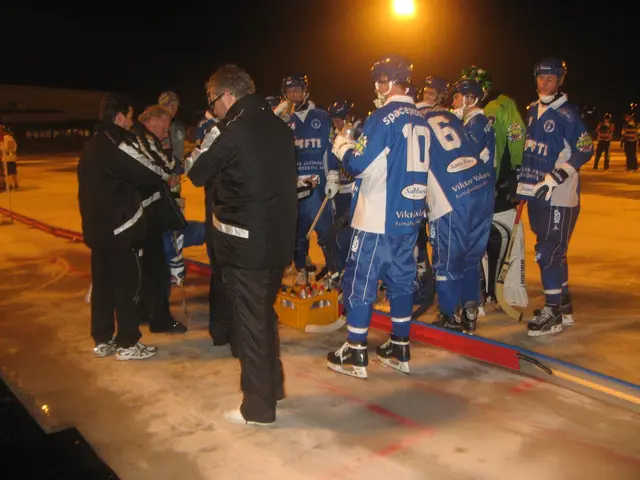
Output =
[{"x1": 0, "y1": 146, "x2": 638, "y2": 479}]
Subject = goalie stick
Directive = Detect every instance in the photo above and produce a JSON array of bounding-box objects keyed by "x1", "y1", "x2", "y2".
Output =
[{"x1": 495, "y1": 200, "x2": 525, "y2": 321}]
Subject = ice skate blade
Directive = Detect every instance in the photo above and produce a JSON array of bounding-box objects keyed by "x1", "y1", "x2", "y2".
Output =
[
  {"x1": 327, "y1": 362, "x2": 368, "y2": 379},
  {"x1": 562, "y1": 314, "x2": 575, "y2": 327},
  {"x1": 528, "y1": 324, "x2": 563, "y2": 337},
  {"x1": 377, "y1": 356, "x2": 410, "y2": 374}
]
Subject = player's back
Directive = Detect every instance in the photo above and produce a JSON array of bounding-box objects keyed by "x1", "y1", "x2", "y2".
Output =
[
  {"x1": 423, "y1": 110, "x2": 493, "y2": 221},
  {"x1": 349, "y1": 96, "x2": 428, "y2": 235}
]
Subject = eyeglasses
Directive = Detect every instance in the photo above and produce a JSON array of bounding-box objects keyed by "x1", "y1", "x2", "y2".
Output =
[{"x1": 208, "y1": 92, "x2": 224, "y2": 110}]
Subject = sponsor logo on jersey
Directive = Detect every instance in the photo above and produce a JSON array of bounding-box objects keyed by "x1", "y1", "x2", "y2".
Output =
[
  {"x1": 311, "y1": 118, "x2": 322, "y2": 129},
  {"x1": 401, "y1": 184, "x2": 427, "y2": 200},
  {"x1": 382, "y1": 106, "x2": 422, "y2": 125},
  {"x1": 557, "y1": 107, "x2": 573, "y2": 123},
  {"x1": 576, "y1": 131, "x2": 594, "y2": 153},
  {"x1": 294, "y1": 138, "x2": 323, "y2": 149},
  {"x1": 447, "y1": 156, "x2": 477, "y2": 173},
  {"x1": 544, "y1": 120, "x2": 555, "y2": 133},
  {"x1": 395, "y1": 208, "x2": 426, "y2": 219},
  {"x1": 353, "y1": 135, "x2": 367, "y2": 157},
  {"x1": 507, "y1": 122, "x2": 524, "y2": 143},
  {"x1": 516, "y1": 183, "x2": 534, "y2": 197}
]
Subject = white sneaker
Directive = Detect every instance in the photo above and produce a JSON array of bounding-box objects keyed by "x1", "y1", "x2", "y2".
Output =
[
  {"x1": 115, "y1": 342, "x2": 157, "y2": 360},
  {"x1": 222, "y1": 406, "x2": 273, "y2": 426},
  {"x1": 93, "y1": 339, "x2": 117, "y2": 357}
]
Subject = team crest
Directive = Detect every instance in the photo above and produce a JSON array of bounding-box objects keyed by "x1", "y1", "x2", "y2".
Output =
[
  {"x1": 576, "y1": 131, "x2": 594, "y2": 153},
  {"x1": 353, "y1": 135, "x2": 368, "y2": 157},
  {"x1": 351, "y1": 235, "x2": 359, "y2": 253},
  {"x1": 507, "y1": 122, "x2": 523, "y2": 142},
  {"x1": 544, "y1": 120, "x2": 555, "y2": 133},
  {"x1": 311, "y1": 118, "x2": 322, "y2": 129}
]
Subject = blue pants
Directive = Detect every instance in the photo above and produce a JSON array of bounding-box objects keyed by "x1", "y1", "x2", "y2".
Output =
[
  {"x1": 332, "y1": 193, "x2": 353, "y2": 274},
  {"x1": 162, "y1": 221, "x2": 207, "y2": 268},
  {"x1": 294, "y1": 187, "x2": 334, "y2": 270},
  {"x1": 342, "y1": 230, "x2": 418, "y2": 343},
  {"x1": 527, "y1": 202, "x2": 579, "y2": 305},
  {"x1": 430, "y1": 194, "x2": 493, "y2": 317}
]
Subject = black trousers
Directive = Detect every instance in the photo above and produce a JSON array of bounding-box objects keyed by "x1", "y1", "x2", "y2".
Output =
[
  {"x1": 222, "y1": 266, "x2": 284, "y2": 423},
  {"x1": 139, "y1": 230, "x2": 174, "y2": 329},
  {"x1": 90, "y1": 248, "x2": 142, "y2": 348},
  {"x1": 624, "y1": 141, "x2": 638, "y2": 171},
  {"x1": 593, "y1": 141, "x2": 610, "y2": 169},
  {"x1": 208, "y1": 243, "x2": 234, "y2": 348}
]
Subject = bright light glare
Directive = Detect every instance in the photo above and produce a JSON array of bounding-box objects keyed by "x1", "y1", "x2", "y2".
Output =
[{"x1": 393, "y1": 0, "x2": 416, "y2": 16}]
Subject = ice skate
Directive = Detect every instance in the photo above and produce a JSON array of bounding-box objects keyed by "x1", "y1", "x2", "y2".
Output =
[
  {"x1": 327, "y1": 341, "x2": 368, "y2": 378},
  {"x1": 376, "y1": 335, "x2": 410, "y2": 374},
  {"x1": 431, "y1": 311, "x2": 463, "y2": 331},
  {"x1": 560, "y1": 294, "x2": 574, "y2": 327},
  {"x1": 462, "y1": 301, "x2": 479, "y2": 335},
  {"x1": 527, "y1": 305, "x2": 563, "y2": 337}
]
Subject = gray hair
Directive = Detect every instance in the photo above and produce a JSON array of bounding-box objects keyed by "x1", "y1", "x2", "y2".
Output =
[{"x1": 206, "y1": 64, "x2": 255, "y2": 100}]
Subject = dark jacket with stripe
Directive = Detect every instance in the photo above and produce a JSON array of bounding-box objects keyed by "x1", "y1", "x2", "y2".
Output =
[
  {"x1": 78, "y1": 122, "x2": 179, "y2": 251},
  {"x1": 187, "y1": 94, "x2": 297, "y2": 270}
]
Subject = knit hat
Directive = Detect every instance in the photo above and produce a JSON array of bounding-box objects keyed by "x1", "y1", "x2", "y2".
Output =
[{"x1": 158, "y1": 91, "x2": 179, "y2": 108}]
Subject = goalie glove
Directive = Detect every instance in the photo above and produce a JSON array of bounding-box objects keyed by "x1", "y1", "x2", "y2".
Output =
[
  {"x1": 324, "y1": 170, "x2": 339, "y2": 199},
  {"x1": 331, "y1": 133, "x2": 355, "y2": 161},
  {"x1": 532, "y1": 167, "x2": 570, "y2": 201}
]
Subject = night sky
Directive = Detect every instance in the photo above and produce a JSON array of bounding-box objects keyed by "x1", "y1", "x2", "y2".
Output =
[{"x1": 1, "y1": 0, "x2": 636, "y2": 122}]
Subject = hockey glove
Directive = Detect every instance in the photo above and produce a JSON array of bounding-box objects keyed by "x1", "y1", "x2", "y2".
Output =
[
  {"x1": 332, "y1": 133, "x2": 355, "y2": 161},
  {"x1": 274, "y1": 101, "x2": 293, "y2": 122},
  {"x1": 325, "y1": 170, "x2": 340, "y2": 199},
  {"x1": 532, "y1": 168, "x2": 569, "y2": 201},
  {"x1": 297, "y1": 180, "x2": 314, "y2": 200}
]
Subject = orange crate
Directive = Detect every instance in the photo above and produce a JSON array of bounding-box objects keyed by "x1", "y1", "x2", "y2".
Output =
[{"x1": 276, "y1": 289, "x2": 340, "y2": 331}]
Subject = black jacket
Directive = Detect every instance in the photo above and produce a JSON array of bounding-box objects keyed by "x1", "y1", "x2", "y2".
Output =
[
  {"x1": 188, "y1": 94, "x2": 297, "y2": 270},
  {"x1": 78, "y1": 122, "x2": 176, "y2": 251},
  {"x1": 130, "y1": 122, "x2": 186, "y2": 233}
]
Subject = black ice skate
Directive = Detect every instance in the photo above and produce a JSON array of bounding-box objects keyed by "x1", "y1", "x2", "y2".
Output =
[
  {"x1": 327, "y1": 341, "x2": 368, "y2": 379},
  {"x1": 462, "y1": 301, "x2": 479, "y2": 335},
  {"x1": 431, "y1": 311, "x2": 463, "y2": 331},
  {"x1": 376, "y1": 335, "x2": 410, "y2": 374},
  {"x1": 527, "y1": 305, "x2": 563, "y2": 337},
  {"x1": 560, "y1": 294, "x2": 574, "y2": 327}
]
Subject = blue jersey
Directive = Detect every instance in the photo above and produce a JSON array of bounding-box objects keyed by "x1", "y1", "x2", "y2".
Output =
[
  {"x1": 516, "y1": 95, "x2": 594, "y2": 207},
  {"x1": 341, "y1": 95, "x2": 428, "y2": 235},
  {"x1": 422, "y1": 110, "x2": 494, "y2": 221},
  {"x1": 464, "y1": 110, "x2": 496, "y2": 174},
  {"x1": 289, "y1": 102, "x2": 332, "y2": 184}
]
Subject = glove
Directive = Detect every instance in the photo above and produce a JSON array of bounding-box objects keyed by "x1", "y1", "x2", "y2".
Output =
[
  {"x1": 297, "y1": 181, "x2": 313, "y2": 200},
  {"x1": 325, "y1": 170, "x2": 339, "y2": 199},
  {"x1": 332, "y1": 133, "x2": 355, "y2": 161},
  {"x1": 532, "y1": 168, "x2": 569, "y2": 201}
]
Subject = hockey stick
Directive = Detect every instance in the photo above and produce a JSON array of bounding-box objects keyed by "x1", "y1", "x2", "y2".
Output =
[
  {"x1": 172, "y1": 231, "x2": 190, "y2": 321},
  {"x1": 495, "y1": 201, "x2": 525, "y2": 321},
  {"x1": 306, "y1": 194, "x2": 330, "y2": 240}
]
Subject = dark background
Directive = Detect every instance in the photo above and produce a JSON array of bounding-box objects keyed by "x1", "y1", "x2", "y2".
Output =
[{"x1": 1, "y1": 0, "x2": 636, "y2": 123}]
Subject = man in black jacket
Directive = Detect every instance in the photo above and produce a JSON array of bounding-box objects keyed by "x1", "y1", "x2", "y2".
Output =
[
  {"x1": 78, "y1": 94, "x2": 172, "y2": 360},
  {"x1": 188, "y1": 64, "x2": 297, "y2": 425},
  {"x1": 132, "y1": 106, "x2": 187, "y2": 334}
]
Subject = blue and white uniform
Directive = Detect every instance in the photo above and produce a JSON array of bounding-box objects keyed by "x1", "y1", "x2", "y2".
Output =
[
  {"x1": 339, "y1": 95, "x2": 428, "y2": 343},
  {"x1": 516, "y1": 94, "x2": 593, "y2": 306},
  {"x1": 290, "y1": 102, "x2": 335, "y2": 270},
  {"x1": 424, "y1": 110, "x2": 495, "y2": 318},
  {"x1": 464, "y1": 109, "x2": 496, "y2": 174}
]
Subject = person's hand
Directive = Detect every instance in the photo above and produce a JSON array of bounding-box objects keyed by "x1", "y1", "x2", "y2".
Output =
[
  {"x1": 325, "y1": 171, "x2": 339, "y2": 199},
  {"x1": 532, "y1": 168, "x2": 569, "y2": 201},
  {"x1": 168, "y1": 175, "x2": 180, "y2": 188},
  {"x1": 332, "y1": 133, "x2": 355, "y2": 161}
]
